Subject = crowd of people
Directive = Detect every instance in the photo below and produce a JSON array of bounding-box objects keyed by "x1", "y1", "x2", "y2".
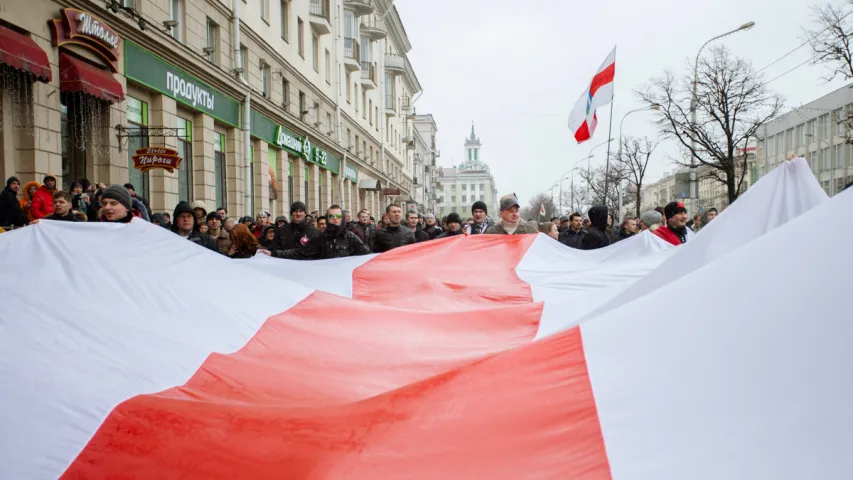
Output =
[{"x1": 0, "y1": 175, "x2": 712, "y2": 260}]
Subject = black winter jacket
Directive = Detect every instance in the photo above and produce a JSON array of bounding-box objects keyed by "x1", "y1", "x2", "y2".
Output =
[
  {"x1": 0, "y1": 186, "x2": 27, "y2": 227},
  {"x1": 275, "y1": 221, "x2": 319, "y2": 250},
  {"x1": 350, "y1": 222, "x2": 377, "y2": 251},
  {"x1": 581, "y1": 206, "x2": 611, "y2": 251},
  {"x1": 435, "y1": 229, "x2": 464, "y2": 239},
  {"x1": 374, "y1": 224, "x2": 416, "y2": 253},
  {"x1": 272, "y1": 224, "x2": 370, "y2": 260},
  {"x1": 413, "y1": 227, "x2": 430, "y2": 243},
  {"x1": 422, "y1": 224, "x2": 443, "y2": 239},
  {"x1": 46, "y1": 210, "x2": 80, "y2": 222},
  {"x1": 558, "y1": 228, "x2": 586, "y2": 249}
]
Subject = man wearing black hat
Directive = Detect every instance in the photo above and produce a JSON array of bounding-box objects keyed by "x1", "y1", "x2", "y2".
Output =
[
  {"x1": 171, "y1": 201, "x2": 219, "y2": 252},
  {"x1": 100, "y1": 184, "x2": 135, "y2": 223},
  {"x1": 274, "y1": 201, "x2": 318, "y2": 250},
  {"x1": 653, "y1": 201, "x2": 690, "y2": 246},
  {"x1": 270, "y1": 205, "x2": 369, "y2": 260},
  {"x1": 467, "y1": 200, "x2": 491, "y2": 235},
  {"x1": 436, "y1": 213, "x2": 465, "y2": 239},
  {"x1": 0, "y1": 177, "x2": 27, "y2": 227}
]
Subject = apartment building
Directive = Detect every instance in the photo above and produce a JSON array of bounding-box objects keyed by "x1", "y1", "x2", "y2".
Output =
[
  {"x1": 0, "y1": 0, "x2": 427, "y2": 219},
  {"x1": 758, "y1": 83, "x2": 853, "y2": 197},
  {"x1": 435, "y1": 124, "x2": 499, "y2": 219},
  {"x1": 411, "y1": 113, "x2": 438, "y2": 212}
]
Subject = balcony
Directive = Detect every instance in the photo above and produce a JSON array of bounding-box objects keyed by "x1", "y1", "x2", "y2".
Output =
[
  {"x1": 309, "y1": 0, "x2": 332, "y2": 35},
  {"x1": 385, "y1": 94, "x2": 396, "y2": 117},
  {"x1": 405, "y1": 136, "x2": 415, "y2": 150},
  {"x1": 385, "y1": 53, "x2": 405, "y2": 75},
  {"x1": 343, "y1": 0, "x2": 374, "y2": 16},
  {"x1": 343, "y1": 38, "x2": 360, "y2": 72},
  {"x1": 360, "y1": 16, "x2": 386, "y2": 40},
  {"x1": 360, "y1": 62, "x2": 377, "y2": 89}
]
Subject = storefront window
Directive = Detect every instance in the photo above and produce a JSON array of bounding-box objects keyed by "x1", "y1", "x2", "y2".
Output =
[
  {"x1": 176, "y1": 116, "x2": 193, "y2": 203},
  {"x1": 126, "y1": 97, "x2": 149, "y2": 199},
  {"x1": 288, "y1": 160, "x2": 294, "y2": 207},
  {"x1": 318, "y1": 170, "x2": 324, "y2": 213},
  {"x1": 248, "y1": 146, "x2": 255, "y2": 214},
  {"x1": 214, "y1": 132, "x2": 226, "y2": 209},
  {"x1": 61, "y1": 92, "x2": 105, "y2": 188},
  {"x1": 268, "y1": 146, "x2": 278, "y2": 203}
]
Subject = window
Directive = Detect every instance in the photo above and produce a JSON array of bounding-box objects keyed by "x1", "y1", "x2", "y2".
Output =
[
  {"x1": 451, "y1": 184, "x2": 456, "y2": 191},
  {"x1": 355, "y1": 134, "x2": 360, "y2": 154},
  {"x1": 313, "y1": 102, "x2": 320, "y2": 124},
  {"x1": 214, "y1": 132, "x2": 227, "y2": 208},
  {"x1": 462, "y1": 195, "x2": 467, "y2": 203},
  {"x1": 369, "y1": 99, "x2": 372, "y2": 125},
  {"x1": 280, "y1": 0, "x2": 289, "y2": 41},
  {"x1": 375, "y1": 107, "x2": 379, "y2": 130},
  {"x1": 479, "y1": 183, "x2": 484, "y2": 190},
  {"x1": 205, "y1": 18, "x2": 218, "y2": 64},
  {"x1": 312, "y1": 33, "x2": 319, "y2": 72},
  {"x1": 354, "y1": 83, "x2": 359, "y2": 112},
  {"x1": 170, "y1": 0, "x2": 184, "y2": 42},
  {"x1": 298, "y1": 91, "x2": 306, "y2": 118},
  {"x1": 325, "y1": 49, "x2": 331, "y2": 84},
  {"x1": 261, "y1": 0, "x2": 269, "y2": 23},
  {"x1": 346, "y1": 71, "x2": 351, "y2": 103},
  {"x1": 462, "y1": 184, "x2": 467, "y2": 191},
  {"x1": 326, "y1": 112, "x2": 332, "y2": 132},
  {"x1": 176, "y1": 116, "x2": 193, "y2": 203},
  {"x1": 822, "y1": 114, "x2": 831, "y2": 139},
  {"x1": 126, "y1": 97, "x2": 149, "y2": 199},
  {"x1": 451, "y1": 195, "x2": 456, "y2": 203},
  {"x1": 796, "y1": 125, "x2": 804, "y2": 148},
  {"x1": 822, "y1": 147, "x2": 831, "y2": 171},
  {"x1": 362, "y1": 89, "x2": 367, "y2": 119},
  {"x1": 835, "y1": 143, "x2": 845, "y2": 170},
  {"x1": 261, "y1": 62, "x2": 271, "y2": 97},
  {"x1": 282, "y1": 78, "x2": 290, "y2": 110},
  {"x1": 240, "y1": 45, "x2": 248, "y2": 75},
  {"x1": 297, "y1": 17, "x2": 304, "y2": 58},
  {"x1": 480, "y1": 195, "x2": 484, "y2": 201}
]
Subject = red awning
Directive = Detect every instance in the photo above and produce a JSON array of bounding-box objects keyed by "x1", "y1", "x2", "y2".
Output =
[
  {"x1": 0, "y1": 24, "x2": 52, "y2": 82},
  {"x1": 59, "y1": 53, "x2": 124, "y2": 103}
]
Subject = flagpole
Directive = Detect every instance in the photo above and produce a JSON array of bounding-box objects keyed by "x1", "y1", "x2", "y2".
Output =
[{"x1": 603, "y1": 46, "x2": 616, "y2": 215}]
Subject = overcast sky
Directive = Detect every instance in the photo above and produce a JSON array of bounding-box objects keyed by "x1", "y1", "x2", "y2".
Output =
[{"x1": 395, "y1": 0, "x2": 848, "y2": 207}]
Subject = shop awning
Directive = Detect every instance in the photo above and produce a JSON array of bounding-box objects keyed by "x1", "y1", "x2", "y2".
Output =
[
  {"x1": 59, "y1": 53, "x2": 124, "y2": 102},
  {"x1": 0, "y1": 25, "x2": 52, "y2": 82},
  {"x1": 358, "y1": 178, "x2": 382, "y2": 191}
]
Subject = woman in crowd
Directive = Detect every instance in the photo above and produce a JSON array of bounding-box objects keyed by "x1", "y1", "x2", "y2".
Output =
[
  {"x1": 227, "y1": 223, "x2": 260, "y2": 259},
  {"x1": 19, "y1": 180, "x2": 40, "y2": 222},
  {"x1": 538, "y1": 222, "x2": 559, "y2": 240},
  {"x1": 260, "y1": 225, "x2": 277, "y2": 250}
]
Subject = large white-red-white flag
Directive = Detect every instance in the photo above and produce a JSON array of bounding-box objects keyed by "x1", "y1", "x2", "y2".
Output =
[{"x1": 568, "y1": 47, "x2": 616, "y2": 143}]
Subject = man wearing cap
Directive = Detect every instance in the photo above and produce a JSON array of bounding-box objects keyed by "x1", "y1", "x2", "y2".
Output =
[
  {"x1": 191, "y1": 201, "x2": 208, "y2": 225},
  {"x1": 466, "y1": 200, "x2": 491, "y2": 235},
  {"x1": 558, "y1": 216, "x2": 570, "y2": 233},
  {"x1": 640, "y1": 210, "x2": 663, "y2": 231},
  {"x1": 100, "y1": 184, "x2": 135, "y2": 223},
  {"x1": 436, "y1": 213, "x2": 465, "y2": 239},
  {"x1": 485, "y1": 194, "x2": 537, "y2": 235},
  {"x1": 275, "y1": 201, "x2": 318, "y2": 250},
  {"x1": 0, "y1": 177, "x2": 27, "y2": 228},
  {"x1": 30, "y1": 175, "x2": 57, "y2": 220},
  {"x1": 206, "y1": 211, "x2": 231, "y2": 255},
  {"x1": 653, "y1": 201, "x2": 690, "y2": 246}
]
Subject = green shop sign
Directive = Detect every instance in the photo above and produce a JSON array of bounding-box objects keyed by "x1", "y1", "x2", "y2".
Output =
[
  {"x1": 344, "y1": 164, "x2": 358, "y2": 182},
  {"x1": 124, "y1": 41, "x2": 240, "y2": 127},
  {"x1": 250, "y1": 110, "x2": 340, "y2": 174}
]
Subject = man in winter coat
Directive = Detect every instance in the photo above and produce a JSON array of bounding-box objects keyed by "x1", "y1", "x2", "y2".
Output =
[
  {"x1": 422, "y1": 214, "x2": 443, "y2": 239},
  {"x1": 615, "y1": 217, "x2": 639, "y2": 242},
  {"x1": 436, "y1": 213, "x2": 465, "y2": 239},
  {"x1": 406, "y1": 210, "x2": 430, "y2": 243},
  {"x1": 171, "y1": 201, "x2": 219, "y2": 252},
  {"x1": 30, "y1": 175, "x2": 57, "y2": 219},
  {"x1": 275, "y1": 201, "x2": 319, "y2": 250},
  {"x1": 374, "y1": 203, "x2": 416, "y2": 252},
  {"x1": 100, "y1": 185, "x2": 135, "y2": 223},
  {"x1": 0, "y1": 177, "x2": 27, "y2": 227},
  {"x1": 558, "y1": 212, "x2": 586, "y2": 249},
  {"x1": 350, "y1": 208, "x2": 377, "y2": 251},
  {"x1": 124, "y1": 183, "x2": 152, "y2": 218},
  {"x1": 653, "y1": 201, "x2": 690, "y2": 246},
  {"x1": 45, "y1": 191, "x2": 80, "y2": 222},
  {"x1": 271, "y1": 205, "x2": 369, "y2": 260},
  {"x1": 581, "y1": 205, "x2": 611, "y2": 250},
  {"x1": 485, "y1": 194, "x2": 538, "y2": 235},
  {"x1": 206, "y1": 211, "x2": 231, "y2": 255},
  {"x1": 466, "y1": 201, "x2": 491, "y2": 235}
]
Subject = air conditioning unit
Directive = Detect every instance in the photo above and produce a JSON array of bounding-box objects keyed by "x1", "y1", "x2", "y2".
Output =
[{"x1": 202, "y1": 46, "x2": 216, "y2": 55}]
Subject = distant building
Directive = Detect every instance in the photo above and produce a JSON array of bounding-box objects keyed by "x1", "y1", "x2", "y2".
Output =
[
  {"x1": 435, "y1": 123, "x2": 499, "y2": 219},
  {"x1": 412, "y1": 114, "x2": 439, "y2": 213}
]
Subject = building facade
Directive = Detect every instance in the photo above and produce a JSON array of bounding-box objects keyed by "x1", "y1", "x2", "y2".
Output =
[
  {"x1": 434, "y1": 124, "x2": 498, "y2": 219},
  {"x1": 758, "y1": 84, "x2": 853, "y2": 197},
  {"x1": 411, "y1": 113, "x2": 437, "y2": 213},
  {"x1": 0, "y1": 0, "x2": 431, "y2": 220}
]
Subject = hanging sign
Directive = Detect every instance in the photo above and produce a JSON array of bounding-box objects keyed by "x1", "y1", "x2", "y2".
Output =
[
  {"x1": 50, "y1": 8, "x2": 122, "y2": 72},
  {"x1": 132, "y1": 147, "x2": 182, "y2": 173}
]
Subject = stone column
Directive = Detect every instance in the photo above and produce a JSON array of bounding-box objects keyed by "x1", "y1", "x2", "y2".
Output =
[
  {"x1": 291, "y1": 156, "x2": 306, "y2": 203},
  {"x1": 192, "y1": 112, "x2": 216, "y2": 210},
  {"x1": 148, "y1": 94, "x2": 178, "y2": 213},
  {"x1": 307, "y1": 163, "x2": 320, "y2": 213},
  {"x1": 273, "y1": 149, "x2": 289, "y2": 218},
  {"x1": 254, "y1": 140, "x2": 269, "y2": 214},
  {"x1": 324, "y1": 170, "x2": 334, "y2": 210},
  {"x1": 225, "y1": 126, "x2": 243, "y2": 217}
]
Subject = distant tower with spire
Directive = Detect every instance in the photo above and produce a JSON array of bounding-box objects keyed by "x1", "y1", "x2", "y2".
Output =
[{"x1": 464, "y1": 122, "x2": 481, "y2": 163}]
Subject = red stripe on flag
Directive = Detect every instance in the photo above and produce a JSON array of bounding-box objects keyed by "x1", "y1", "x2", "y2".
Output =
[
  {"x1": 353, "y1": 234, "x2": 538, "y2": 310},
  {"x1": 589, "y1": 62, "x2": 615, "y2": 98},
  {"x1": 61, "y1": 320, "x2": 609, "y2": 479},
  {"x1": 575, "y1": 120, "x2": 592, "y2": 143}
]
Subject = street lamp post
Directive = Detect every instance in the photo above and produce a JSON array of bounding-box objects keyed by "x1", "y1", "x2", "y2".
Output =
[
  {"x1": 615, "y1": 106, "x2": 658, "y2": 219},
  {"x1": 689, "y1": 21, "x2": 755, "y2": 211},
  {"x1": 806, "y1": 133, "x2": 834, "y2": 195},
  {"x1": 559, "y1": 155, "x2": 593, "y2": 216}
]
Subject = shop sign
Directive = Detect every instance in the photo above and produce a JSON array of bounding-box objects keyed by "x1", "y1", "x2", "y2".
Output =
[
  {"x1": 124, "y1": 41, "x2": 240, "y2": 127},
  {"x1": 249, "y1": 110, "x2": 339, "y2": 173},
  {"x1": 132, "y1": 147, "x2": 182, "y2": 173},
  {"x1": 344, "y1": 164, "x2": 359, "y2": 182},
  {"x1": 126, "y1": 97, "x2": 146, "y2": 124},
  {"x1": 50, "y1": 8, "x2": 121, "y2": 72},
  {"x1": 382, "y1": 188, "x2": 401, "y2": 196},
  {"x1": 274, "y1": 126, "x2": 328, "y2": 166}
]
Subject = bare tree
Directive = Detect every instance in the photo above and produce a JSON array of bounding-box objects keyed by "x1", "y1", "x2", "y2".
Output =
[
  {"x1": 520, "y1": 193, "x2": 557, "y2": 221},
  {"x1": 577, "y1": 163, "x2": 626, "y2": 210},
  {"x1": 637, "y1": 46, "x2": 782, "y2": 204},
  {"x1": 804, "y1": 2, "x2": 853, "y2": 82},
  {"x1": 616, "y1": 137, "x2": 658, "y2": 217}
]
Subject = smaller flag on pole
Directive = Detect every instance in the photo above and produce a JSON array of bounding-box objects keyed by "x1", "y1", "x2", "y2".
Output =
[
  {"x1": 539, "y1": 204, "x2": 546, "y2": 218},
  {"x1": 568, "y1": 47, "x2": 616, "y2": 144}
]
